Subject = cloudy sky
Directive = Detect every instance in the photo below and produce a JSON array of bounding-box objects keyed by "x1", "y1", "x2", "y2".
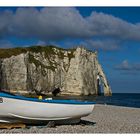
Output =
[{"x1": 0, "y1": 7, "x2": 140, "y2": 93}]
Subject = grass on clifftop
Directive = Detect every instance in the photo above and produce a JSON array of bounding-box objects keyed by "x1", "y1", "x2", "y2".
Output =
[
  {"x1": 0, "y1": 45, "x2": 76, "y2": 59},
  {"x1": 0, "y1": 47, "x2": 27, "y2": 59},
  {"x1": 0, "y1": 45, "x2": 76, "y2": 73}
]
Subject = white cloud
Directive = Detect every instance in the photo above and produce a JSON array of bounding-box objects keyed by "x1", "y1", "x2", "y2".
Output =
[
  {"x1": 115, "y1": 60, "x2": 140, "y2": 71},
  {"x1": 81, "y1": 39, "x2": 120, "y2": 51},
  {"x1": 36, "y1": 40, "x2": 47, "y2": 46},
  {"x1": 87, "y1": 11, "x2": 140, "y2": 41},
  {"x1": 1, "y1": 7, "x2": 140, "y2": 50},
  {"x1": 8, "y1": 7, "x2": 89, "y2": 40}
]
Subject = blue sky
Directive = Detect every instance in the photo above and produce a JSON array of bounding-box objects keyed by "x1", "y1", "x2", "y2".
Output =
[{"x1": 0, "y1": 7, "x2": 140, "y2": 93}]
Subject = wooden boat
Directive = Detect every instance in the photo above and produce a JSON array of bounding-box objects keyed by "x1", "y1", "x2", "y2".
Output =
[{"x1": 0, "y1": 91, "x2": 95, "y2": 124}]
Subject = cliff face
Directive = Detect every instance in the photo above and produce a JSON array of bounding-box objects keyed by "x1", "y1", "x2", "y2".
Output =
[{"x1": 0, "y1": 46, "x2": 112, "y2": 96}]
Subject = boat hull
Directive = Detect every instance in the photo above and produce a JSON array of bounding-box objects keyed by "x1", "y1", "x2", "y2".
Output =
[{"x1": 0, "y1": 96, "x2": 94, "y2": 124}]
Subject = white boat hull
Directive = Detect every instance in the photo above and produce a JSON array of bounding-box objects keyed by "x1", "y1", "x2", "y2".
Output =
[{"x1": 0, "y1": 96, "x2": 94, "y2": 124}]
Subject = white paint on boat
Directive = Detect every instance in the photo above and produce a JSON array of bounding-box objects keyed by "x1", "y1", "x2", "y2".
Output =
[
  {"x1": 0, "y1": 119, "x2": 10, "y2": 123},
  {"x1": 0, "y1": 92, "x2": 95, "y2": 123}
]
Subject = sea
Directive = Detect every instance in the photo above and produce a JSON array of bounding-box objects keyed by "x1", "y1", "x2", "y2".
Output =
[
  {"x1": 93, "y1": 93, "x2": 140, "y2": 108},
  {"x1": 54, "y1": 93, "x2": 140, "y2": 108}
]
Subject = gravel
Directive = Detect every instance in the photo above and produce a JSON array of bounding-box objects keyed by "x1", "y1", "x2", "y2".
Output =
[{"x1": 0, "y1": 104, "x2": 140, "y2": 133}]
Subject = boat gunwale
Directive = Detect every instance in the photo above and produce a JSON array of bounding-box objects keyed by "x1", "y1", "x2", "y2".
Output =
[{"x1": 0, "y1": 92, "x2": 95, "y2": 105}]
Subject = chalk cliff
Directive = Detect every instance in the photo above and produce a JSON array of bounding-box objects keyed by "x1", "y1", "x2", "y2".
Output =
[{"x1": 0, "y1": 46, "x2": 112, "y2": 96}]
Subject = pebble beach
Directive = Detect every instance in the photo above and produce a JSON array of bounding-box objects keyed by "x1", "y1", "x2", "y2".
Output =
[{"x1": 0, "y1": 104, "x2": 140, "y2": 133}]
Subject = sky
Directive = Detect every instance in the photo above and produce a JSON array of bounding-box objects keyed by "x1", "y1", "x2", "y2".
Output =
[{"x1": 0, "y1": 7, "x2": 140, "y2": 93}]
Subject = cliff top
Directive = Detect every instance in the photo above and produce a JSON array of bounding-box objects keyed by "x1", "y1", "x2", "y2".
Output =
[{"x1": 0, "y1": 45, "x2": 96, "y2": 59}]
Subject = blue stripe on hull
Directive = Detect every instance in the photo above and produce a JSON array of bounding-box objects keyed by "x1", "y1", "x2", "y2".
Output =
[{"x1": 0, "y1": 92, "x2": 95, "y2": 105}]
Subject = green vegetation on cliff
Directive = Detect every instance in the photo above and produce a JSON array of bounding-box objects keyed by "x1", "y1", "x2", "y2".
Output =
[
  {"x1": 27, "y1": 46, "x2": 75, "y2": 72},
  {"x1": 0, "y1": 45, "x2": 76, "y2": 59},
  {"x1": 0, "y1": 45, "x2": 76, "y2": 73},
  {"x1": 0, "y1": 47, "x2": 27, "y2": 59},
  {"x1": 28, "y1": 53, "x2": 56, "y2": 73}
]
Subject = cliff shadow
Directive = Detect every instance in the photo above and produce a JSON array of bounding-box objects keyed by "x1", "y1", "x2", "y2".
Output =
[{"x1": 0, "y1": 59, "x2": 9, "y2": 91}]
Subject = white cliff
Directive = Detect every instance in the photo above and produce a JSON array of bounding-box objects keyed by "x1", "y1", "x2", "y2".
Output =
[{"x1": 0, "y1": 46, "x2": 112, "y2": 96}]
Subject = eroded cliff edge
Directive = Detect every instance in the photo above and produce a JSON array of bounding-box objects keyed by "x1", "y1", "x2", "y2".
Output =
[{"x1": 0, "y1": 46, "x2": 112, "y2": 96}]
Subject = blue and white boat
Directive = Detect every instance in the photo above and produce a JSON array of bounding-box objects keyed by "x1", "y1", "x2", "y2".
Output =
[{"x1": 0, "y1": 91, "x2": 95, "y2": 124}]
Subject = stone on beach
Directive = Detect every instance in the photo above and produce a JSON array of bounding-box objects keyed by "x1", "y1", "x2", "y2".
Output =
[{"x1": 0, "y1": 104, "x2": 140, "y2": 133}]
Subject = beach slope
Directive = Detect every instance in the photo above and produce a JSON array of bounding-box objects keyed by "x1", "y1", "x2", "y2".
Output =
[{"x1": 0, "y1": 104, "x2": 140, "y2": 133}]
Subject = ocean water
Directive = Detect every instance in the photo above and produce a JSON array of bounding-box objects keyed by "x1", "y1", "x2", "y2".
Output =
[
  {"x1": 54, "y1": 93, "x2": 140, "y2": 108},
  {"x1": 93, "y1": 93, "x2": 140, "y2": 108}
]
